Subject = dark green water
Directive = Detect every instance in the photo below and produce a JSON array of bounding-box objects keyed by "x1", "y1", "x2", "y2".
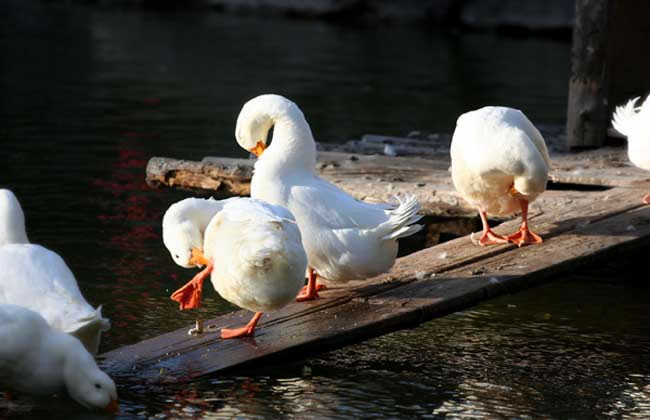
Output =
[{"x1": 2, "y1": 1, "x2": 649, "y2": 419}]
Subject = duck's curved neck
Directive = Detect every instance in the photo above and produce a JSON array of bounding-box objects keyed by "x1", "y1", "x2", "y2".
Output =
[
  {"x1": 258, "y1": 106, "x2": 317, "y2": 174},
  {"x1": 0, "y1": 216, "x2": 28, "y2": 246},
  {"x1": 42, "y1": 331, "x2": 73, "y2": 389}
]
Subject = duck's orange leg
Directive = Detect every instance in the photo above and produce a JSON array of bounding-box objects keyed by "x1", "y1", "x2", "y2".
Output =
[
  {"x1": 296, "y1": 268, "x2": 322, "y2": 301},
  {"x1": 221, "y1": 312, "x2": 263, "y2": 339},
  {"x1": 476, "y1": 209, "x2": 509, "y2": 246},
  {"x1": 507, "y1": 199, "x2": 543, "y2": 247},
  {"x1": 643, "y1": 192, "x2": 650, "y2": 205},
  {"x1": 170, "y1": 259, "x2": 214, "y2": 310}
]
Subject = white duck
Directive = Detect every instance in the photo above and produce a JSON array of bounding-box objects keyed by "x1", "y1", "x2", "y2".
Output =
[
  {"x1": 234, "y1": 94, "x2": 423, "y2": 301},
  {"x1": 450, "y1": 106, "x2": 551, "y2": 247},
  {"x1": 612, "y1": 94, "x2": 650, "y2": 204},
  {"x1": 162, "y1": 196, "x2": 240, "y2": 270},
  {"x1": 0, "y1": 303, "x2": 118, "y2": 413},
  {"x1": 0, "y1": 189, "x2": 110, "y2": 355},
  {"x1": 164, "y1": 197, "x2": 307, "y2": 338},
  {"x1": 162, "y1": 196, "x2": 239, "y2": 334}
]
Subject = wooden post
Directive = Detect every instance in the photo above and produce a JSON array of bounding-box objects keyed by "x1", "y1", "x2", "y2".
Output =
[
  {"x1": 566, "y1": 0, "x2": 610, "y2": 149},
  {"x1": 567, "y1": 0, "x2": 650, "y2": 149}
]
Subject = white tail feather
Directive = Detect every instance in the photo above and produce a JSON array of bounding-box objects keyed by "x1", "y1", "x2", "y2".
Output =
[
  {"x1": 612, "y1": 97, "x2": 641, "y2": 137},
  {"x1": 66, "y1": 305, "x2": 110, "y2": 355},
  {"x1": 385, "y1": 224, "x2": 423, "y2": 241},
  {"x1": 639, "y1": 95, "x2": 650, "y2": 117},
  {"x1": 380, "y1": 194, "x2": 423, "y2": 240}
]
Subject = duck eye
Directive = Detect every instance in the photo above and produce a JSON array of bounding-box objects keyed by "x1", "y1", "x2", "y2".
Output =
[
  {"x1": 175, "y1": 254, "x2": 179, "y2": 259},
  {"x1": 95, "y1": 383, "x2": 101, "y2": 389}
]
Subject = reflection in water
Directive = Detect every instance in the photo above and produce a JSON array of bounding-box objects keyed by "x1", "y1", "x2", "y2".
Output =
[
  {"x1": 2, "y1": 1, "x2": 649, "y2": 419},
  {"x1": 10, "y1": 273, "x2": 648, "y2": 420}
]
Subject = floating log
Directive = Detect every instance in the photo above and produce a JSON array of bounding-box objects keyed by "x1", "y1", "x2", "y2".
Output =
[
  {"x1": 100, "y1": 186, "x2": 650, "y2": 384},
  {"x1": 146, "y1": 150, "x2": 476, "y2": 217},
  {"x1": 146, "y1": 135, "x2": 650, "y2": 219}
]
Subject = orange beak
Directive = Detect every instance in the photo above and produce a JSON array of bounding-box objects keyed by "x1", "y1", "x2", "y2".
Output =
[
  {"x1": 104, "y1": 398, "x2": 119, "y2": 415},
  {"x1": 249, "y1": 141, "x2": 266, "y2": 157},
  {"x1": 189, "y1": 248, "x2": 210, "y2": 267}
]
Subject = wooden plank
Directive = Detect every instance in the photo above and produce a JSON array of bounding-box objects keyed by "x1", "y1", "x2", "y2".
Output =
[
  {"x1": 145, "y1": 145, "x2": 650, "y2": 220},
  {"x1": 327, "y1": 133, "x2": 451, "y2": 157},
  {"x1": 549, "y1": 148, "x2": 650, "y2": 187},
  {"x1": 100, "y1": 187, "x2": 650, "y2": 384}
]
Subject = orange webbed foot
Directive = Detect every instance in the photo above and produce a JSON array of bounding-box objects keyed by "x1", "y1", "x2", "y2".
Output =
[
  {"x1": 296, "y1": 288, "x2": 320, "y2": 302},
  {"x1": 170, "y1": 259, "x2": 214, "y2": 310},
  {"x1": 475, "y1": 208, "x2": 509, "y2": 246},
  {"x1": 221, "y1": 312, "x2": 262, "y2": 339},
  {"x1": 298, "y1": 283, "x2": 326, "y2": 294},
  {"x1": 475, "y1": 229, "x2": 510, "y2": 246},
  {"x1": 643, "y1": 193, "x2": 650, "y2": 205},
  {"x1": 507, "y1": 227, "x2": 543, "y2": 247},
  {"x1": 296, "y1": 268, "x2": 322, "y2": 302},
  {"x1": 171, "y1": 281, "x2": 203, "y2": 310},
  {"x1": 221, "y1": 325, "x2": 256, "y2": 339}
]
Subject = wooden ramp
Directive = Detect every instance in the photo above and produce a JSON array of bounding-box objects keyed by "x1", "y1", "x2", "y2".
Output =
[{"x1": 100, "y1": 186, "x2": 650, "y2": 384}]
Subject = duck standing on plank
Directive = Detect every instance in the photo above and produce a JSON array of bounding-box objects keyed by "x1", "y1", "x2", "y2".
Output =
[
  {"x1": 612, "y1": 94, "x2": 650, "y2": 204},
  {"x1": 163, "y1": 196, "x2": 238, "y2": 334},
  {"x1": 450, "y1": 107, "x2": 550, "y2": 247},
  {"x1": 164, "y1": 197, "x2": 307, "y2": 338},
  {"x1": 0, "y1": 189, "x2": 110, "y2": 355},
  {"x1": 234, "y1": 94, "x2": 423, "y2": 301}
]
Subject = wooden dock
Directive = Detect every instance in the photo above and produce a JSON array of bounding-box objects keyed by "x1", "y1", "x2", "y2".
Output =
[{"x1": 100, "y1": 134, "x2": 650, "y2": 384}]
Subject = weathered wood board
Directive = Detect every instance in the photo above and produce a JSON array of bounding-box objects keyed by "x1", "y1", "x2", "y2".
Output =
[
  {"x1": 146, "y1": 151, "x2": 475, "y2": 217},
  {"x1": 100, "y1": 187, "x2": 650, "y2": 384},
  {"x1": 146, "y1": 144, "x2": 650, "y2": 219}
]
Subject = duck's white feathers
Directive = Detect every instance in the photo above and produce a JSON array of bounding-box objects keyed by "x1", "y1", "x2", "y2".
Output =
[
  {"x1": 0, "y1": 303, "x2": 70, "y2": 395},
  {"x1": 162, "y1": 196, "x2": 243, "y2": 268},
  {"x1": 203, "y1": 198, "x2": 307, "y2": 313},
  {"x1": 0, "y1": 189, "x2": 29, "y2": 246},
  {"x1": 240, "y1": 95, "x2": 423, "y2": 283},
  {"x1": 612, "y1": 96, "x2": 642, "y2": 137},
  {"x1": 253, "y1": 168, "x2": 423, "y2": 282},
  {"x1": 612, "y1": 95, "x2": 650, "y2": 170},
  {"x1": 451, "y1": 106, "x2": 550, "y2": 216},
  {"x1": 216, "y1": 196, "x2": 296, "y2": 224},
  {"x1": 381, "y1": 194, "x2": 424, "y2": 240},
  {"x1": 0, "y1": 244, "x2": 110, "y2": 355},
  {"x1": 162, "y1": 196, "x2": 241, "y2": 236},
  {"x1": 0, "y1": 303, "x2": 117, "y2": 409}
]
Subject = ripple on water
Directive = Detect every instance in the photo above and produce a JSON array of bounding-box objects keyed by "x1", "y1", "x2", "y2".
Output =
[
  {"x1": 3, "y1": 2, "x2": 649, "y2": 419},
  {"x1": 3, "y1": 268, "x2": 650, "y2": 419}
]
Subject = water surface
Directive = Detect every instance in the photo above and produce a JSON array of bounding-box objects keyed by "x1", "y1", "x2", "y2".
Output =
[{"x1": 2, "y1": 2, "x2": 649, "y2": 419}]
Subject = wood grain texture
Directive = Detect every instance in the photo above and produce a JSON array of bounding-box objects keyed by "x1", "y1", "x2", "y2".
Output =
[
  {"x1": 100, "y1": 187, "x2": 650, "y2": 384},
  {"x1": 567, "y1": 0, "x2": 650, "y2": 148},
  {"x1": 145, "y1": 141, "x2": 650, "y2": 220}
]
